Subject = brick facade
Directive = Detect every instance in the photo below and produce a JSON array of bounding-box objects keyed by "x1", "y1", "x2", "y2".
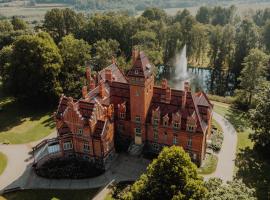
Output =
[{"x1": 54, "y1": 50, "x2": 213, "y2": 167}]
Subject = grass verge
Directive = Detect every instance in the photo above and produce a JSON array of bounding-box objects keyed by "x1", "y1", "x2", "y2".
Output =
[{"x1": 198, "y1": 154, "x2": 218, "y2": 175}]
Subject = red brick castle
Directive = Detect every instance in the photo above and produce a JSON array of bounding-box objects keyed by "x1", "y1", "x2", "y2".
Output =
[{"x1": 53, "y1": 50, "x2": 213, "y2": 168}]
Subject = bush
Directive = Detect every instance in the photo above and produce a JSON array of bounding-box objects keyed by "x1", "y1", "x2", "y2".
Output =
[
  {"x1": 208, "y1": 94, "x2": 235, "y2": 104},
  {"x1": 35, "y1": 157, "x2": 104, "y2": 179},
  {"x1": 209, "y1": 131, "x2": 224, "y2": 152}
]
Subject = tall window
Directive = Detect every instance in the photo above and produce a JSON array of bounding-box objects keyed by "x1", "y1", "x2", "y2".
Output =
[
  {"x1": 153, "y1": 118, "x2": 159, "y2": 126},
  {"x1": 78, "y1": 128, "x2": 83, "y2": 135},
  {"x1": 173, "y1": 135, "x2": 178, "y2": 145},
  {"x1": 154, "y1": 130, "x2": 158, "y2": 142},
  {"x1": 135, "y1": 115, "x2": 141, "y2": 123},
  {"x1": 188, "y1": 137, "x2": 192, "y2": 148},
  {"x1": 135, "y1": 127, "x2": 141, "y2": 136},
  {"x1": 120, "y1": 112, "x2": 125, "y2": 120},
  {"x1": 164, "y1": 132, "x2": 168, "y2": 142},
  {"x1": 83, "y1": 142, "x2": 90, "y2": 152},
  {"x1": 63, "y1": 141, "x2": 73, "y2": 150}
]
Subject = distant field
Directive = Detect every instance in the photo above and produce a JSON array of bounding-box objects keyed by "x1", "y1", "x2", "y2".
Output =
[{"x1": 1, "y1": 1, "x2": 270, "y2": 23}]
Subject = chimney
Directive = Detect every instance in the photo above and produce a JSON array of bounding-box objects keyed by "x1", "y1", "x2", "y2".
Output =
[
  {"x1": 82, "y1": 86, "x2": 88, "y2": 99},
  {"x1": 184, "y1": 82, "x2": 190, "y2": 92},
  {"x1": 99, "y1": 81, "x2": 105, "y2": 99},
  {"x1": 105, "y1": 69, "x2": 112, "y2": 83},
  {"x1": 132, "y1": 48, "x2": 139, "y2": 65},
  {"x1": 166, "y1": 87, "x2": 171, "y2": 103},
  {"x1": 161, "y1": 79, "x2": 168, "y2": 89},
  {"x1": 89, "y1": 78, "x2": 96, "y2": 90},
  {"x1": 86, "y1": 67, "x2": 91, "y2": 83}
]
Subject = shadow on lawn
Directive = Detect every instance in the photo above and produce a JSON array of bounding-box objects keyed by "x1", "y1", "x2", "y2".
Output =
[
  {"x1": 235, "y1": 147, "x2": 270, "y2": 199},
  {"x1": 0, "y1": 98, "x2": 55, "y2": 132}
]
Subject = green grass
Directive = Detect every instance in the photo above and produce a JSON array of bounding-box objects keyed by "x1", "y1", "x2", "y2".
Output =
[
  {"x1": 0, "y1": 96, "x2": 55, "y2": 144},
  {"x1": 212, "y1": 118, "x2": 222, "y2": 132},
  {"x1": 198, "y1": 154, "x2": 218, "y2": 175},
  {"x1": 1, "y1": 188, "x2": 100, "y2": 200},
  {"x1": 0, "y1": 152, "x2": 7, "y2": 175}
]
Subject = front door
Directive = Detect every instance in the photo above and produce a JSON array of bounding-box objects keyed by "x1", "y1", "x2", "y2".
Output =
[{"x1": 135, "y1": 127, "x2": 142, "y2": 145}]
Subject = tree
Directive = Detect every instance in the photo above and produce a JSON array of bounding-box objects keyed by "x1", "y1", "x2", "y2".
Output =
[
  {"x1": 44, "y1": 8, "x2": 85, "y2": 42},
  {"x1": 262, "y1": 20, "x2": 270, "y2": 53},
  {"x1": 235, "y1": 49, "x2": 268, "y2": 109},
  {"x1": 11, "y1": 16, "x2": 28, "y2": 31},
  {"x1": 233, "y1": 19, "x2": 259, "y2": 88},
  {"x1": 205, "y1": 178, "x2": 256, "y2": 200},
  {"x1": 2, "y1": 32, "x2": 62, "y2": 104},
  {"x1": 142, "y1": 7, "x2": 167, "y2": 22},
  {"x1": 58, "y1": 34, "x2": 91, "y2": 98},
  {"x1": 92, "y1": 39, "x2": 119, "y2": 71},
  {"x1": 249, "y1": 81, "x2": 270, "y2": 158},
  {"x1": 196, "y1": 6, "x2": 212, "y2": 24},
  {"x1": 121, "y1": 146, "x2": 207, "y2": 200},
  {"x1": 0, "y1": 20, "x2": 13, "y2": 32}
]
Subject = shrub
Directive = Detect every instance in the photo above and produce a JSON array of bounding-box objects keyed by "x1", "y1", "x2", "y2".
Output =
[{"x1": 209, "y1": 131, "x2": 224, "y2": 152}]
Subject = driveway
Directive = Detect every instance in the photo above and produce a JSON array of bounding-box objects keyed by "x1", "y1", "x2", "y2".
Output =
[{"x1": 204, "y1": 112, "x2": 238, "y2": 182}]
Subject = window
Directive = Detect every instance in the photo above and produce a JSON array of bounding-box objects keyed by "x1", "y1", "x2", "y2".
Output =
[
  {"x1": 135, "y1": 69, "x2": 139, "y2": 74},
  {"x1": 135, "y1": 127, "x2": 141, "y2": 136},
  {"x1": 135, "y1": 115, "x2": 141, "y2": 123},
  {"x1": 154, "y1": 131, "x2": 158, "y2": 142},
  {"x1": 173, "y1": 122, "x2": 180, "y2": 129},
  {"x1": 187, "y1": 125, "x2": 195, "y2": 132},
  {"x1": 83, "y1": 142, "x2": 90, "y2": 152},
  {"x1": 173, "y1": 135, "x2": 178, "y2": 145},
  {"x1": 193, "y1": 153, "x2": 197, "y2": 160},
  {"x1": 120, "y1": 112, "x2": 126, "y2": 119},
  {"x1": 188, "y1": 137, "x2": 192, "y2": 148},
  {"x1": 78, "y1": 128, "x2": 83, "y2": 135},
  {"x1": 164, "y1": 132, "x2": 168, "y2": 142},
  {"x1": 153, "y1": 118, "x2": 159, "y2": 126},
  {"x1": 63, "y1": 141, "x2": 73, "y2": 150}
]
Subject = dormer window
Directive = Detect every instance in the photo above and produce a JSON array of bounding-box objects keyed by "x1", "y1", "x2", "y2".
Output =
[
  {"x1": 120, "y1": 112, "x2": 126, "y2": 119},
  {"x1": 78, "y1": 128, "x2": 83, "y2": 135},
  {"x1": 187, "y1": 125, "x2": 195, "y2": 132},
  {"x1": 173, "y1": 122, "x2": 181, "y2": 129},
  {"x1": 163, "y1": 114, "x2": 169, "y2": 127},
  {"x1": 135, "y1": 69, "x2": 139, "y2": 74}
]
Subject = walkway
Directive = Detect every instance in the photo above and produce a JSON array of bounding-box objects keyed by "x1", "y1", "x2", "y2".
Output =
[
  {"x1": 0, "y1": 111, "x2": 238, "y2": 194},
  {"x1": 204, "y1": 112, "x2": 237, "y2": 182}
]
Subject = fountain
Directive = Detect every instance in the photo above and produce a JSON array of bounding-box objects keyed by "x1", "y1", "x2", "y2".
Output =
[{"x1": 172, "y1": 45, "x2": 191, "y2": 90}]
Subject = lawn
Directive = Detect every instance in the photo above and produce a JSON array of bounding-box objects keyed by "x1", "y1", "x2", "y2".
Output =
[
  {"x1": 1, "y1": 188, "x2": 100, "y2": 200},
  {"x1": 0, "y1": 152, "x2": 7, "y2": 175},
  {"x1": 198, "y1": 154, "x2": 218, "y2": 175},
  {"x1": 212, "y1": 101, "x2": 270, "y2": 199},
  {"x1": 0, "y1": 96, "x2": 55, "y2": 144}
]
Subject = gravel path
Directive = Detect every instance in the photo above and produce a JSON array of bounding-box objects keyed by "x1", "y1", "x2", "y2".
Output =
[{"x1": 204, "y1": 112, "x2": 237, "y2": 182}]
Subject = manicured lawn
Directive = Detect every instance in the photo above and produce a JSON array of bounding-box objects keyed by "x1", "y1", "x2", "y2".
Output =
[
  {"x1": 0, "y1": 96, "x2": 55, "y2": 144},
  {"x1": 198, "y1": 154, "x2": 218, "y2": 175},
  {"x1": 2, "y1": 188, "x2": 100, "y2": 200},
  {"x1": 0, "y1": 152, "x2": 7, "y2": 175}
]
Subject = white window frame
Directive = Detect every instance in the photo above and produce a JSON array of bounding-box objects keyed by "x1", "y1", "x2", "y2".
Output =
[
  {"x1": 154, "y1": 130, "x2": 158, "y2": 142},
  {"x1": 120, "y1": 112, "x2": 126, "y2": 119},
  {"x1": 83, "y1": 142, "x2": 90, "y2": 152},
  {"x1": 188, "y1": 138, "x2": 192, "y2": 148},
  {"x1": 173, "y1": 135, "x2": 178, "y2": 145},
  {"x1": 63, "y1": 141, "x2": 73, "y2": 150},
  {"x1": 135, "y1": 115, "x2": 141, "y2": 123},
  {"x1": 135, "y1": 127, "x2": 141, "y2": 136},
  {"x1": 173, "y1": 122, "x2": 180, "y2": 129}
]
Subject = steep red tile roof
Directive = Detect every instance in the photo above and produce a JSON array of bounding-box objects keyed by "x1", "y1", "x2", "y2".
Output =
[{"x1": 99, "y1": 63, "x2": 128, "y2": 83}]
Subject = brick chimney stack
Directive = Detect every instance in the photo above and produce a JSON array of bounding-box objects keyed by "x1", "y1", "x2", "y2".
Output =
[
  {"x1": 132, "y1": 48, "x2": 139, "y2": 65},
  {"x1": 99, "y1": 81, "x2": 105, "y2": 99},
  {"x1": 89, "y1": 78, "x2": 95, "y2": 90},
  {"x1": 82, "y1": 86, "x2": 88, "y2": 99},
  {"x1": 184, "y1": 82, "x2": 190, "y2": 92},
  {"x1": 105, "y1": 69, "x2": 112, "y2": 83},
  {"x1": 161, "y1": 79, "x2": 168, "y2": 89},
  {"x1": 166, "y1": 87, "x2": 171, "y2": 103},
  {"x1": 86, "y1": 67, "x2": 91, "y2": 83}
]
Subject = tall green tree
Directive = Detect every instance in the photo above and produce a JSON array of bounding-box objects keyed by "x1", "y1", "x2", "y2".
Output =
[
  {"x1": 121, "y1": 146, "x2": 207, "y2": 200},
  {"x1": 58, "y1": 34, "x2": 91, "y2": 98},
  {"x1": 196, "y1": 6, "x2": 212, "y2": 24},
  {"x1": 92, "y1": 39, "x2": 119, "y2": 71},
  {"x1": 249, "y1": 81, "x2": 270, "y2": 157},
  {"x1": 0, "y1": 20, "x2": 13, "y2": 32},
  {"x1": 233, "y1": 19, "x2": 259, "y2": 88},
  {"x1": 262, "y1": 20, "x2": 270, "y2": 53},
  {"x1": 11, "y1": 16, "x2": 28, "y2": 31},
  {"x1": 2, "y1": 32, "x2": 62, "y2": 104},
  {"x1": 44, "y1": 8, "x2": 85, "y2": 42},
  {"x1": 205, "y1": 178, "x2": 256, "y2": 200},
  {"x1": 142, "y1": 7, "x2": 168, "y2": 22},
  {"x1": 235, "y1": 49, "x2": 268, "y2": 109}
]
